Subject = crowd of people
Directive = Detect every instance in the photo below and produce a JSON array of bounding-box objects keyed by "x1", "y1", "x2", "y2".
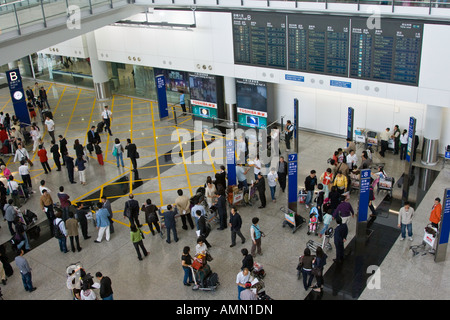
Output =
[{"x1": 0, "y1": 95, "x2": 445, "y2": 301}]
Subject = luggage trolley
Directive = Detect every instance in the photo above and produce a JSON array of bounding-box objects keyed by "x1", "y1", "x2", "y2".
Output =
[
  {"x1": 189, "y1": 264, "x2": 220, "y2": 291},
  {"x1": 306, "y1": 227, "x2": 334, "y2": 253},
  {"x1": 281, "y1": 206, "x2": 305, "y2": 233},
  {"x1": 377, "y1": 176, "x2": 394, "y2": 198},
  {"x1": 410, "y1": 224, "x2": 438, "y2": 257},
  {"x1": 349, "y1": 171, "x2": 360, "y2": 194}
]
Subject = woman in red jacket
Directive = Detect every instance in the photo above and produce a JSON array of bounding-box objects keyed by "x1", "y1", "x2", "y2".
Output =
[
  {"x1": 37, "y1": 144, "x2": 51, "y2": 174},
  {"x1": 429, "y1": 198, "x2": 442, "y2": 228}
]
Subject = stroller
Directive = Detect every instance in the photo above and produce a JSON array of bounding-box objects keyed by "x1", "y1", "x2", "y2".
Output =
[{"x1": 307, "y1": 227, "x2": 334, "y2": 253}]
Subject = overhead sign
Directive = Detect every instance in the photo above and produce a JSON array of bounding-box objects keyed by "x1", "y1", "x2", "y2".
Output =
[
  {"x1": 288, "y1": 153, "x2": 298, "y2": 204},
  {"x1": 6, "y1": 69, "x2": 31, "y2": 126},
  {"x1": 155, "y1": 74, "x2": 169, "y2": 120}
]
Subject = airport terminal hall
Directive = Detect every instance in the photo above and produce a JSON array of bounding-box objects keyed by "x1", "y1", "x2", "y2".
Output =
[{"x1": 0, "y1": 0, "x2": 450, "y2": 303}]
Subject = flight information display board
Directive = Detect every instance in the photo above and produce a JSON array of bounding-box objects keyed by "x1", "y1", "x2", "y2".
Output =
[
  {"x1": 288, "y1": 14, "x2": 349, "y2": 76},
  {"x1": 232, "y1": 12, "x2": 424, "y2": 86},
  {"x1": 349, "y1": 18, "x2": 423, "y2": 85},
  {"x1": 232, "y1": 12, "x2": 287, "y2": 69}
]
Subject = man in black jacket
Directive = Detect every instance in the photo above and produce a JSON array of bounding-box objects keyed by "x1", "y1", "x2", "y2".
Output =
[
  {"x1": 95, "y1": 272, "x2": 113, "y2": 300},
  {"x1": 277, "y1": 156, "x2": 288, "y2": 192},
  {"x1": 160, "y1": 204, "x2": 178, "y2": 244},
  {"x1": 304, "y1": 170, "x2": 317, "y2": 209},
  {"x1": 214, "y1": 165, "x2": 227, "y2": 191},
  {"x1": 63, "y1": 152, "x2": 76, "y2": 184},
  {"x1": 50, "y1": 140, "x2": 61, "y2": 171},
  {"x1": 229, "y1": 206, "x2": 246, "y2": 247},
  {"x1": 39, "y1": 86, "x2": 50, "y2": 109},
  {"x1": 123, "y1": 193, "x2": 141, "y2": 228},
  {"x1": 76, "y1": 202, "x2": 91, "y2": 240},
  {"x1": 125, "y1": 138, "x2": 138, "y2": 172},
  {"x1": 333, "y1": 216, "x2": 348, "y2": 263},
  {"x1": 59, "y1": 135, "x2": 68, "y2": 166},
  {"x1": 196, "y1": 210, "x2": 211, "y2": 248},
  {"x1": 254, "y1": 173, "x2": 266, "y2": 209},
  {"x1": 87, "y1": 126, "x2": 101, "y2": 155}
]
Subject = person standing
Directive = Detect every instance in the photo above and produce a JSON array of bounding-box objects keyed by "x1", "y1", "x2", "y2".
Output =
[
  {"x1": 14, "y1": 143, "x2": 31, "y2": 164},
  {"x1": 319, "y1": 168, "x2": 333, "y2": 198},
  {"x1": 240, "y1": 282, "x2": 258, "y2": 300},
  {"x1": 254, "y1": 173, "x2": 266, "y2": 209},
  {"x1": 66, "y1": 211, "x2": 82, "y2": 253},
  {"x1": 236, "y1": 164, "x2": 250, "y2": 190},
  {"x1": 196, "y1": 210, "x2": 212, "y2": 249},
  {"x1": 7, "y1": 175, "x2": 21, "y2": 207},
  {"x1": 216, "y1": 189, "x2": 227, "y2": 230},
  {"x1": 276, "y1": 156, "x2": 288, "y2": 193},
  {"x1": 304, "y1": 170, "x2": 317, "y2": 209},
  {"x1": 94, "y1": 141, "x2": 104, "y2": 166},
  {"x1": 332, "y1": 196, "x2": 354, "y2": 224},
  {"x1": 59, "y1": 135, "x2": 68, "y2": 166},
  {"x1": 391, "y1": 125, "x2": 401, "y2": 155},
  {"x1": 75, "y1": 156, "x2": 87, "y2": 185},
  {"x1": 251, "y1": 155, "x2": 262, "y2": 181},
  {"x1": 76, "y1": 202, "x2": 91, "y2": 240},
  {"x1": 95, "y1": 272, "x2": 114, "y2": 300},
  {"x1": 30, "y1": 125, "x2": 42, "y2": 153},
  {"x1": 333, "y1": 216, "x2": 348, "y2": 263},
  {"x1": 4, "y1": 199, "x2": 18, "y2": 236},
  {"x1": 123, "y1": 193, "x2": 141, "y2": 228},
  {"x1": 101, "y1": 105, "x2": 113, "y2": 136},
  {"x1": 179, "y1": 90, "x2": 186, "y2": 114},
  {"x1": 214, "y1": 165, "x2": 227, "y2": 191},
  {"x1": 379, "y1": 127, "x2": 390, "y2": 157},
  {"x1": 53, "y1": 210, "x2": 68, "y2": 253},
  {"x1": 429, "y1": 198, "x2": 442, "y2": 229},
  {"x1": 63, "y1": 152, "x2": 76, "y2": 184},
  {"x1": 181, "y1": 246, "x2": 194, "y2": 286},
  {"x1": 57, "y1": 186, "x2": 71, "y2": 221},
  {"x1": 44, "y1": 116, "x2": 56, "y2": 143},
  {"x1": 160, "y1": 204, "x2": 178, "y2": 244},
  {"x1": 18, "y1": 160, "x2": 32, "y2": 191},
  {"x1": 175, "y1": 189, "x2": 194, "y2": 230},
  {"x1": 299, "y1": 247, "x2": 315, "y2": 291},
  {"x1": 94, "y1": 202, "x2": 111, "y2": 243},
  {"x1": 86, "y1": 125, "x2": 101, "y2": 154},
  {"x1": 50, "y1": 140, "x2": 61, "y2": 171},
  {"x1": 267, "y1": 167, "x2": 278, "y2": 203},
  {"x1": 250, "y1": 217, "x2": 263, "y2": 257},
  {"x1": 141, "y1": 199, "x2": 160, "y2": 236},
  {"x1": 37, "y1": 145, "x2": 51, "y2": 174},
  {"x1": 39, "y1": 86, "x2": 50, "y2": 109},
  {"x1": 284, "y1": 120, "x2": 294, "y2": 151},
  {"x1": 125, "y1": 138, "x2": 138, "y2": 172},
  {"x1": 130, "y1": 225, "x2": 148, "y2": 261},
  {"x1": 229, "y1": 206, "x2": 246, "y2": 248},
  {"x1": 113, "y1": 138, "x2": 125, "y2": 168},
  {"x1": 15, "y1": 249, "x2": 36, "y2": 292},
  {"x1": 398, "y1": 201, "x2": 415, "y2": 241},
  {"x1": 40, "y1": 189, "x2": 56, "y2": 236},
  {"x1": 399, "y1": 129, "x2": 408, "y2": 161},
  {"x1": 312, "y1": 246, "x2": 327, "y2": 293},
  {"x1": 101, "y1": 196, "x2": 114, "y2": 234},
  {"x1": 25, "y1": 87, "x2": 35, "y2": 106}
]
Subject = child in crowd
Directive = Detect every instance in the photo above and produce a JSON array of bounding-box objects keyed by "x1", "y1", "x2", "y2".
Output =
[{"x1": 307, "y1": 206, "x2": 319, "y2": 236}]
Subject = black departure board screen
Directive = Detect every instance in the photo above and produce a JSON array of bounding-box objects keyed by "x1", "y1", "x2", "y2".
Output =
[
  {"x1": 288, "y1": 15, "x2": 349, "y2": 76},
  {"x1": 350, "y1": 19, "x2": 423, "y2": 85},
  {"x1": 232, "y1": 12, "x2": 287, "y2": 69},
  {"x1": 232, "y1": 12, "x2": 424, "y2": 86}
]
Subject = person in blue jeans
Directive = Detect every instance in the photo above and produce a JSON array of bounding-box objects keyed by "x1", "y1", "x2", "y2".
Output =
[
  {"x1": 160, "y1": 204, "x2": 178, "y2": 243},
  {"x1": 398, "y1": 201, "x2": 415, "y2": 241},
  {"x1": 304, "y1": 170, "x2": 317, "y2": 208},
  {"x1": 113, "y1": 138, "x2": 125, "y2": 168},
  {"x1": 15, "y1": 249, "x2": 36, "y2": 292},
  {"x1": 181, "y1": 246, "x2": 194, "y2": 286},
  {"x1": 54, "y1": 209, "x2": 68, "y2": 253}
]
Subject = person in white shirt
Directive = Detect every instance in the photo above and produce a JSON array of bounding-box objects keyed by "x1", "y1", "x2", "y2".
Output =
[
  {"x1": 18, "y1": 160, "x2": 33, "y2": 190},
  {"x1": 398, "y1": 201, "x2": 415, "y2": 241},
  {"x1": 7, "y1": 176, "x2": 20, "y2": 207},
  {"x1": 252, "y1": 155, "x2": 261, "y2": 181},
  {"x1": 237, "y1": 136, "x2": 247, "y2": 164},
  {"x1": 44, "y1": 116, "x2": 55, "y2": 142},
  {"x1": 399, "y1": 129, "x2": 408, "y2": 161},
  {"x1": 346, "y1": 150, "x2": 358, "y2": 170},
  {"x1": 101, "y1": 106, "x2": 113, "y2": 136},
  {"x1": 267, "y1": 168, "x2": 278, "y2": 202},
  {"x1": 30, "y1": 124, "x2": 42, "y2": 152},
  {"x1": 379, "y1": 127, "x2": 390, "y2": 157},
  {"x1": 236, "y1": 268, "x2": 251, "y2": 300},
  {"x1": 14, "y1": 143, "x2": 30, "y2": 163},
  {"x1": 39, "y1": 180, "x2": 51, "y2": 195}
]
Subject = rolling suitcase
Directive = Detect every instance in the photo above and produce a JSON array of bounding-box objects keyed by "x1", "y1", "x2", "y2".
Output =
[{"x1": 97, "y1": 121, "x2": 105, "y2": 133}]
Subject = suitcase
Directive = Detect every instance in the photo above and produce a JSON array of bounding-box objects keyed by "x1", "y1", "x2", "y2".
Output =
[
  {"x1": 195, "y1": 264, "x2": 211, "y2": 285},
  {"x1": 205, "y1": 272, "x2": 219, "y2": 287},
  {"x1": 97, "y1": 121, "x2": 104, "y2": 133}
]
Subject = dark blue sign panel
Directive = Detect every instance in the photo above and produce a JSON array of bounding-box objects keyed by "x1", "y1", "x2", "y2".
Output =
[
  {"x1": 406, "y1": 117, "x2": 416, "y2": 162},
  {"x1": 330, "y1": 80, "x2": 352, "y2": 88},
  {"x1": 155, "y1": 74, "x2": 169, "y2": 120},
  {"x1": 347, "y1": 107, "x2": 354, "y2": 142},
  {"x1": 445, "y1": 151, "x2": 450, "y2": 160},
  {"x1": 439, "y1": 189, "x2": 450, "y2": 245},
  {"x1": 6, "y1": 69, "x2": 31, "y2": 126},
  {"x1": 226, "y1": 139, "x2": 236, "y2": 186},
  {"x1": 358, "y1": 169, "x2": 371, "y2": 222},
  {"x1": 285, "y1": 74, "x2": 305, "y2": 82},
  {"x1": 288, "y1": 153, "x2": 298, "y2": 203}
]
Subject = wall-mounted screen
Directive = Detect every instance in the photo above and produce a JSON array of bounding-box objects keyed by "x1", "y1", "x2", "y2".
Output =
[
  {"x1": 188, "y1": 73, "x2": 219, "y2": 119},
  {"x1": 154, "y1": 68, "x2": 188, "y2": 92},
  {"x1": 236, "y1": 78, "x2": 267, "y2": 129}
]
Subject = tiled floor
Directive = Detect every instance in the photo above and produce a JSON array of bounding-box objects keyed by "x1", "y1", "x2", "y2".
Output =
[{"x1": 0, "y1": 80, "x2": 449, "y2": 300}]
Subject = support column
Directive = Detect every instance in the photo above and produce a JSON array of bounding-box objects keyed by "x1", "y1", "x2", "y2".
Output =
[
  {"x1": 85, "y1": 32, "x2": 111, "y2": 101},
  {"x1": 224, "y1": 76, "x2": 236, "y2": 125},
  {"x1": 422, "y1": 105, "x2": 443, "y2": 166}
]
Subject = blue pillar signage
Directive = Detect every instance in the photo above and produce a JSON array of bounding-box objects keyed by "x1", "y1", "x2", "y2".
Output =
[
  {"x1": 358, "y1": 169, "x2": 371, "y2": 222},
  {"x1": 406, "y1": 117, "x2": 416, "y2": 162},
  {"x1": 435, "y1": 188, "x2": 450, "y2": 262},
  {"x1": 347, "y1": 107, "x2": 354, "y2": 142},
  {"x1": 226, "y1": 139, "x2": 236, "y2": 186},
  {"x1": 288, "y1": 153, "x2": 298, "y2": 204},
  {"x1": 6, "y1": 69, "x2": 31, "y2": 126},
  {"x1": 155, "y1": 74, "x2": 169, "y2": 120}
]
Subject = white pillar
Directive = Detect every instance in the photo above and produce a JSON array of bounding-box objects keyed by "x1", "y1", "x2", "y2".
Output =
[
  {"x1": 85, "y1": 32, "x2": 111, "y2": 101},
  {"x1": 421, "y1": 105, "x2": 443, "y2": 165},
  {"x1": 224, "y1": 76, "x2": 236, "y2": 124}
]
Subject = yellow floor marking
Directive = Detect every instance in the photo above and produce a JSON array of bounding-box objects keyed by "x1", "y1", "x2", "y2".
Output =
[{"x1": 150, "y1": 101, "x2": 164, "y2": 206}]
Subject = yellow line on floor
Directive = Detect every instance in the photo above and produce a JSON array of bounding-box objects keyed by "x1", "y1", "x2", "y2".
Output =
[
  {"x1": 174, "y1": 126, "x2": 194, "y2": 197},
  {"x1": 129, "y1": 97, "x2": 133, "y2": 193},
  {"x1": 150, "y1": 101, "x2": 164, "y2": 206}
]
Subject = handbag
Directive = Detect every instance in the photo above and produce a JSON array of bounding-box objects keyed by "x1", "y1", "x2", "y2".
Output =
[
  {"x1": 206, "y1": 252, "x2": 213, "y2": 262},
  {"x1": 135, "y1": 152, "x2": 140, "y2": 159},
  {"x1": 311, "y1": 267, "x2": 322, "y2": 277},
  {"x1": 112, "y1": 146, "x2": 117, "y2": 157}
]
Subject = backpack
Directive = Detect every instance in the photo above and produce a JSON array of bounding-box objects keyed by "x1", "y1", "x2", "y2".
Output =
[{"x1": 53, "y1": 220, "x2": 65, "y2": 239}]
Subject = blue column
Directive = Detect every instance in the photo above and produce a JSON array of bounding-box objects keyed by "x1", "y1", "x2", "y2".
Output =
[
  {"x1": 155, "y1": 74, "x2": 169, "y2": 120},
  {"x1": 288, "y1": 153, "x2": 298, "y2": 209},
  {"x1": 435, "y1": 188, "x2": 450, "y2": 262},
  {"x1": 226, "y1": 138, "x2": 236, "y2": 186},
  {"x1": 6, "y1": 69, "x2": 31, "y2": 126}
]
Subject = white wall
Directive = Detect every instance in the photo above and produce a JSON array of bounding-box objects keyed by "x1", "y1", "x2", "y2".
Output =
[{"x1": 37, "y1": 35, "x2": 88, "y2": 59}]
